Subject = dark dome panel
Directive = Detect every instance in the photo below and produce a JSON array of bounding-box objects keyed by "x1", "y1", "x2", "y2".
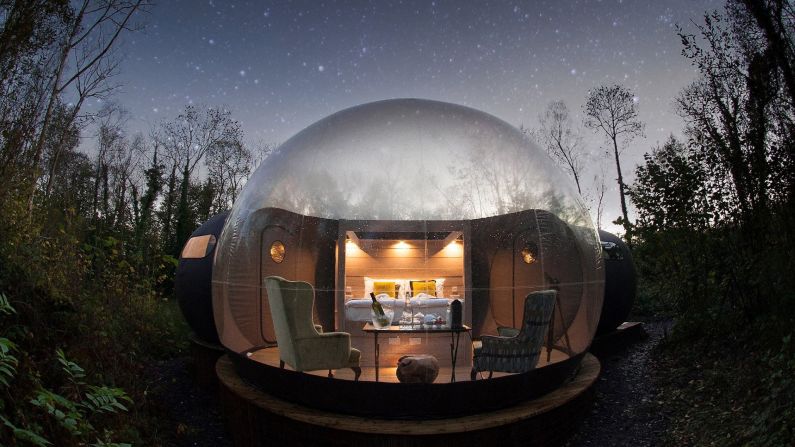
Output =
[
  {"x1": 176, "y1": 211, "x2": 229, "y2": 343},
  {"x1": 596, "y1": 230, "x2": 637, "y2": 334}
]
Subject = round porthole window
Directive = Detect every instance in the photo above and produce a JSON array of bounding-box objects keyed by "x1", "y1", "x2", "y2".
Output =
[
  {"x1": 270, "y1": 241, "x2": 285, "y2": 263},
  {"x1": 521, "y1": 243, "x2": 537, "y2": 265}
]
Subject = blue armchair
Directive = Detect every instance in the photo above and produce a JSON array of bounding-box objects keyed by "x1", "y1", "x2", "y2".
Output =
[{"x1": 471, "y1": 290, "x2": 556, "y2": 379}]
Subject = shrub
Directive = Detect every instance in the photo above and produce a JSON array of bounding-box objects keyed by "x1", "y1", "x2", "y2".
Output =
[{"x1": 0, "y1": 294, "x2": 134, "y2": 446}]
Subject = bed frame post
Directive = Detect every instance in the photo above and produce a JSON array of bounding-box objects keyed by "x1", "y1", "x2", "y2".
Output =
[
  {"x1": 335, "y1": 222, "x2": 347, "y2": 332},
  {"x1": 463, "y1": 221, "x2": 473, "y2": 330}
]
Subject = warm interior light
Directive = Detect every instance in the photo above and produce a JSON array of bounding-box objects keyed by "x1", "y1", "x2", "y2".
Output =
[
  {"x1": 521, "y1": 246, "x2": 536, "y2": 264},
  {"x1": 345, "y1": 236, "x2": 362, "y2": 255},
  {"x1": 394, "y1": 240, "x2": 410, "y2": 249},
  {"x1": 270, "y1": 240, "x2": 286, "y2": 263},
  {"x1": 444, "y1": 239, "x2": 463, "y2": 256},
  {"x1": 181, "y1": 234, "x2": 216, "y2": 259}
]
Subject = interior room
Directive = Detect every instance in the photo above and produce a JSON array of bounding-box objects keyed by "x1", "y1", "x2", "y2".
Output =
[{"x1": 339, "y1": 225, "x2": 468, "y2": 367}]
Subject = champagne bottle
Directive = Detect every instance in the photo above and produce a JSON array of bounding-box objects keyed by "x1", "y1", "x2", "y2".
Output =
[
  {"x1": 370, "y1": 292, "x2": 385, "y2": 316},
  {"x1": 370, "y1": 292, "x2": 389, "y2": 327}
]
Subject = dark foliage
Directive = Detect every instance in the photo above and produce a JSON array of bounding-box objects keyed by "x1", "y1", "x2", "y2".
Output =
[
  {"x1": 629, "y1": 1, "x2": 795, "y2": 444},
  {"x1": 0, "y1": 1, "x2": 254, "y2": 444}
]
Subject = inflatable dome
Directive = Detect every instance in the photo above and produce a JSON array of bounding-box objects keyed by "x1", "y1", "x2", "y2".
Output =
[
  {"x1": 176, "y1": 211, "x2": 229, "y2": 343},
  {"x1": 596, "y1": 230, "x2": 637, "y2": 334},
  {"x1": 211, "y1": 99, "x2": 604, "y2": 417}
]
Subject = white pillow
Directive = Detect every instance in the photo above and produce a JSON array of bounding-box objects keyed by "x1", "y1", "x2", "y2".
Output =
[
  {"x1": 435, "y1": 278, "x2": 445, "y2": 297},
  {"x1": 364, "y1": 277, "x2": 375, "y2": 296}
]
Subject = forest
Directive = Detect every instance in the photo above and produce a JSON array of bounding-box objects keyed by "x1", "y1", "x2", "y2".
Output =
[{"x1": 0, "y1": 0, "x2": 794, "y2": 446}]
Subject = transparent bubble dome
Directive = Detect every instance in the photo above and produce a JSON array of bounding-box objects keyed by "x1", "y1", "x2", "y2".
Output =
[
  {"x1": 213, "y1": 99, "x2": 604, "y2": 368},
  {"x1": 231, "y1": 98, "x2": 594, "y2": 221}
]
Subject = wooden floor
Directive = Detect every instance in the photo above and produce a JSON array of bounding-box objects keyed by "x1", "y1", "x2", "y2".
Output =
[{"x1": 247, "y1": 345, "x2": 571, "y2": 383}]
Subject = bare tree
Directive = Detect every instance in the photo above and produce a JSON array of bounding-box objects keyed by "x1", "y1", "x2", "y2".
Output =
[
  {"x1": 107, "y1": 131, "x2": 143, "y2": 229},
  {"x1": 161, "y1": 106, "x2": 242, "y2": 178},
  {"x1": 593, "y1": 168, "x2": 607, "y2": 230},
  {"x1": 251, "y1": 140, "x2": 276, "y2": 167},
  {"x1": 206, "y1": 138, "x2": 251, "y2": 211},
  {"x1": 131, "y1": 131, "x2": 162, "y2": 237},
  {"x1": 676, "y1": 5, "x2": 792, "y2": 221},
  {"x1": 0, "y1": 2, "x2": 69, "y2": 183},
  {"x1": 26, "y1": 0, "x2": 149, "y2": 214},
  {"x1": 537, "y1": 100, "x2": 587, "y2": 194},
  {"x1": 159, "y1": 105, "x2": 243, "y2": 254},
  {"x1": 90, "y1": 103, "x2": 129, "y2": 222},
  {"x1": 584, "y1": 84, "x2": 645, "y2": 238}
]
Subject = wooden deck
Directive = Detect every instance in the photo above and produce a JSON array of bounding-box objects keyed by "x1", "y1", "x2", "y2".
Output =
[
  {"x1": 217, "y1": 353, "x2": 601, "y2": 445},
  {"x1": 247, "y1": 344, "x2": 571, "y2": 383}
]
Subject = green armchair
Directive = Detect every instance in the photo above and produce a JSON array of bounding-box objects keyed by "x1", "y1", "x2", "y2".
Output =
[
  {"x1": 264, "y1": 276, "x2": 361, "y2": 380},
  {"x1": 471, "y1": 290, "x2": 556, "y2": 380}
]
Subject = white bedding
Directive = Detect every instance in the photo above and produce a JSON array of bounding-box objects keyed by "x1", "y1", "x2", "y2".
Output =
[
  {"x1": 343, "y1": 297, "x2": 462, "y2": 322},
  {"x1": 344, "y1": 298, "x2": 405, "y2": 323},
  {"x1": 409, "y1": 298, "x2": 450, "y2": 308}
]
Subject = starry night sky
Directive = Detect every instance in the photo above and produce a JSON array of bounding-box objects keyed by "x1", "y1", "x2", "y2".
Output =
[{"x1": 106, "y1": 0, "x2": 724, "y2": 230}]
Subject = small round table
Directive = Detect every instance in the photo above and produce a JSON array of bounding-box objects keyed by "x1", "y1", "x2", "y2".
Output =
[{"x1": 362, "y1": 323, "x2": 472, "y2": 382}]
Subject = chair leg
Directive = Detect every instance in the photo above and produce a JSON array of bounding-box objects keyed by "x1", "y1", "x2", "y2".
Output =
[
  {"x1": 470, "y1": 367, "x2": 477, "y2": 381},
  {"x1": 352, "y1": 366, "x2": 362, "y2": 382},
  {"x1": 279, "y1": 360, "x2": 285, "y2": 369},
  {"x1": 488, "y1": 371, "x2": 493, "y2": 379},
  {"x1": 328, "y1": 369, "x2": 334, "y2": 378}
]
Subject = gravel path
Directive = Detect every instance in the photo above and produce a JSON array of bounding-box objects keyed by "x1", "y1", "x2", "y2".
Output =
[
  {"x1": 566, "y1": 320, "x2": 671, "y2": 447},
  {"x1": 149, "y1": 357, "x2": 232, "y2": 447}
]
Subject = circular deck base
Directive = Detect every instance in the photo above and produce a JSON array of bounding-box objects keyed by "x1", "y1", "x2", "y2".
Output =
[
  {"x1": 217, "y1": 353, "x2": 600, "y2": 447},
  {"x1": 188, "y1": 333, "x2": 225, "y2": 389}
]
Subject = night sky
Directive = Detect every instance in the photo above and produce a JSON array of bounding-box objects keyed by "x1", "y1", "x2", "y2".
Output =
[{"x1": 104, "y1": 0, "x2": 724, "y2": 231}]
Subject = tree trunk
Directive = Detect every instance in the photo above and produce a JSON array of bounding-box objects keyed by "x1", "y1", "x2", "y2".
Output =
[
  {"x1": 113, "y1": 173, "x2": 128, "y2": 230},
  {"x1": 612, "y1": 137, "x2": 631, "y2": 239},
  {"x1": 174, "y1": 162, "x2": 191, "y2": 257},
  {"x1": 91, "y1": 161, "x2": 103, "y2": 220},
  {"x1": 572, "y1": 170, "x2": 582, "y2": 196},
  {"x1": 101, "y1": 164, "x2": 110, "y2": 220},
  {"x1": 742, "y1": 0, "x2": 795, "y2": 109},
  {"x1": 26, "y1": 2, "x2": 86, "y2": 217},
  {"x1": 161, "y1": 162, "x2": 178, "y2": 254},
  {"x1": 43, "y1": 99, "x2": 83, "y2": 200},
  {"x1": 556, "y1": 140, "x2": 582, "y2": 194},
  {"x1": 131, "y1": 183, "x2": 140, "y2": 227}
]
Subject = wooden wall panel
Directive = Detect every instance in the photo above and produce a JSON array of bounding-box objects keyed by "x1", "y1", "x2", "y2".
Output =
[{"x1": 346, "y1": 256, "x2": 463, "y2": 271}]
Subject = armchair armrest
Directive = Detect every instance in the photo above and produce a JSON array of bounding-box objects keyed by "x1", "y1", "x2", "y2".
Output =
[
  {"x1": 314, "y1": 324, "x2": 323, "y2": 333},
  {"x1": 497, "y1": 326, "x2": 520, "y2": 337},
  {"x1": 479, "y1": 334, "x2": 517, "y2": 352},
  {"x1": 294, "y1": 332, "x2": 353, "y2": 370}
]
